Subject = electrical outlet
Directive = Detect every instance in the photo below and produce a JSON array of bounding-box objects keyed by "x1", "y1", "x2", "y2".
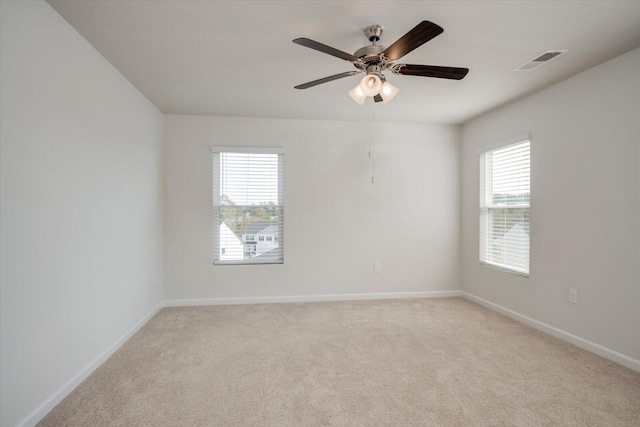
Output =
[
  {"x1": 374, "y1": 263, "x2": 381, "y2": 273},
  {"x1": 569, "y1": 288, "x2": 578, "y2": 304}
]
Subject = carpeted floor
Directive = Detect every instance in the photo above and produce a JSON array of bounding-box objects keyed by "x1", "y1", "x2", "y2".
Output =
[{"x1": 39, "y1": 298, "x2": 640, "y2": 426}]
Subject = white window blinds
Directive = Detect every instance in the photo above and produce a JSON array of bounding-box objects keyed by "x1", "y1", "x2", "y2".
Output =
[
  {"x1": 480, "y1": 140, "x2": 530, "y2": 275},
  {"x1": 212, "y1": 150, "x2": 284, "y2": 264}
]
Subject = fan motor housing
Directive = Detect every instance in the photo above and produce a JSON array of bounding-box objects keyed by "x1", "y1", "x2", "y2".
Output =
[{"x1": 353, "y1": 45, "x2": 386, "y2": 66}]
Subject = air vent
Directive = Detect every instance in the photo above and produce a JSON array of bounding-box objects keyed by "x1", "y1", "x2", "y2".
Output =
[{"x1": 514, "y1": 50, "x2": 567, "y2": 71}]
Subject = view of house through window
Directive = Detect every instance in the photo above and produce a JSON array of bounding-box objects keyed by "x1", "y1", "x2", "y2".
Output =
[
  {"x1": 479, "y1": 139, "x2": 530, "y2": 275},
  {"x1": 213, "y1": 150, "x2": 284, "y2": 264}
]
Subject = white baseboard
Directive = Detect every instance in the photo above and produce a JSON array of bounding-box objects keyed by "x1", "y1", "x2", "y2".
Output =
[
  {"x1": 164, "y1": 290, "x2": 462, "y2": 307},
  {"x1": 461, "y1": 291, "x2": 640, "y2": 373},
  {"x1": 16, "y1": 303, "x2": 163, "y2": 427}
]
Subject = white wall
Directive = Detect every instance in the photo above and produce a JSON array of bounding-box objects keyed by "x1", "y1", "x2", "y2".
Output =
[
  {"x1": 164, "y1": 115, "x2": 461, "y2": 301},
  {"x1": 461, "y1": 48, "x2": 640, "y2": 361},
  {"x1": 0, "y1": 2, "x2": 164, "y2": 426}
]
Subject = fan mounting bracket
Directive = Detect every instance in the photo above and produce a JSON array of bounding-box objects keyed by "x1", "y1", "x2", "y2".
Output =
[{"x1": 364, "y1": 24, "x2": 383, "y2": 42}]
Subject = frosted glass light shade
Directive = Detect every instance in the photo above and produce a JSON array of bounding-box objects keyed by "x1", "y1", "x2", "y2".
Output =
[
  {"x1": 348, "y1": 85, "x2": 366, "y2": 105},
  {"x1": 359, "y1": 74, "x2": 382, "y2": 97},
  {"x1": 380, "y1": 81, "x2": 399, "y2": 103}
]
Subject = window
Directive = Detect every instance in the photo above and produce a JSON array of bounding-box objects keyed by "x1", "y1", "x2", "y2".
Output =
[
  {"x1": 480, "y1": 139, "x2": 530, "y2": 276},
  {"x1": 213, "y1": 148, "x2": 284, "y2": 264}
]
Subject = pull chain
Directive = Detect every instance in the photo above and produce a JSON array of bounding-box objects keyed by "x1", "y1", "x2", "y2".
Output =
[{"x1": 369, "y1": 102, "x2": 375, "y2": 184}]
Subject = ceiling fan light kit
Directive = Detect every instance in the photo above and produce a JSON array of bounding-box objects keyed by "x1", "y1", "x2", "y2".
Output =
[
  {"x1": 359, "y1": 74, "x2": 382, "y2": 96},
  {"x1": 348, "y1": 85, "x2": 366, "y2": 105},
  {"x1": 380, "y1": 81, "x2": 399, "y2": 103},
  {"x1": 293, "y1": 21, "x2": 469, "y2": 105}
]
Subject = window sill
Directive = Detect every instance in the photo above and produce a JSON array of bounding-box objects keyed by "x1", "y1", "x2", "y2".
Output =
[
  {"x1": 480, "y1": 261, "x2": 529, "y2": 278},
  {"x1": 214, "y1": 260, "x2": 284, "y2": 266}
]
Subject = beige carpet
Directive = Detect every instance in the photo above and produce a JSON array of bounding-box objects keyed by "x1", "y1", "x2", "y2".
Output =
[{"x1": 39, "y1": 298, "x2": 640, "y2": 426}]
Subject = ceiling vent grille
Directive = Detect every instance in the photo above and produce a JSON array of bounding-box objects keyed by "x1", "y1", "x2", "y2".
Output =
[{"x1": 514, "y1": 50, "x2": 567, "y2": 71}]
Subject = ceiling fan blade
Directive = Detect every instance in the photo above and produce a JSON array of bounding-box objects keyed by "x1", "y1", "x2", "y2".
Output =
[
  {"x1": 373, "y1": 94, "x2": 383, "y2": 103},
  {"x1": 392, "y1": 64, "x2": 469, "y2": 80},
  {"x1": 293, "y1": 38, "x2": 360, "y2": 62},
  {"x1": 382, "y1": 21, "x2": 444, "y2": 62},
  {"x1": 294, "y1": 71, "x2": 361, "y2": 90}
]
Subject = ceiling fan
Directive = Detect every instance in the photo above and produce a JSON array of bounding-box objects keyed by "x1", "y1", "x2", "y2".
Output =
[{"x1": 293, "y1": 21, "x2": 469, "y2": 104}]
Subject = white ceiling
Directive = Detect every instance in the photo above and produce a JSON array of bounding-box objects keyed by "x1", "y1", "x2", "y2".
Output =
[{"x1": 48, "y1": 0, "x2": 640, "y2": 125}]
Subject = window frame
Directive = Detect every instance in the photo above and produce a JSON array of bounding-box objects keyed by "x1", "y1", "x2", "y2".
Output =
[
  {"x1": 211, "y1": 146, "x2": 284, "y2": 266},
  {"x1": 478, "y1": 136, "x2": 531, "y2": 277}
]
